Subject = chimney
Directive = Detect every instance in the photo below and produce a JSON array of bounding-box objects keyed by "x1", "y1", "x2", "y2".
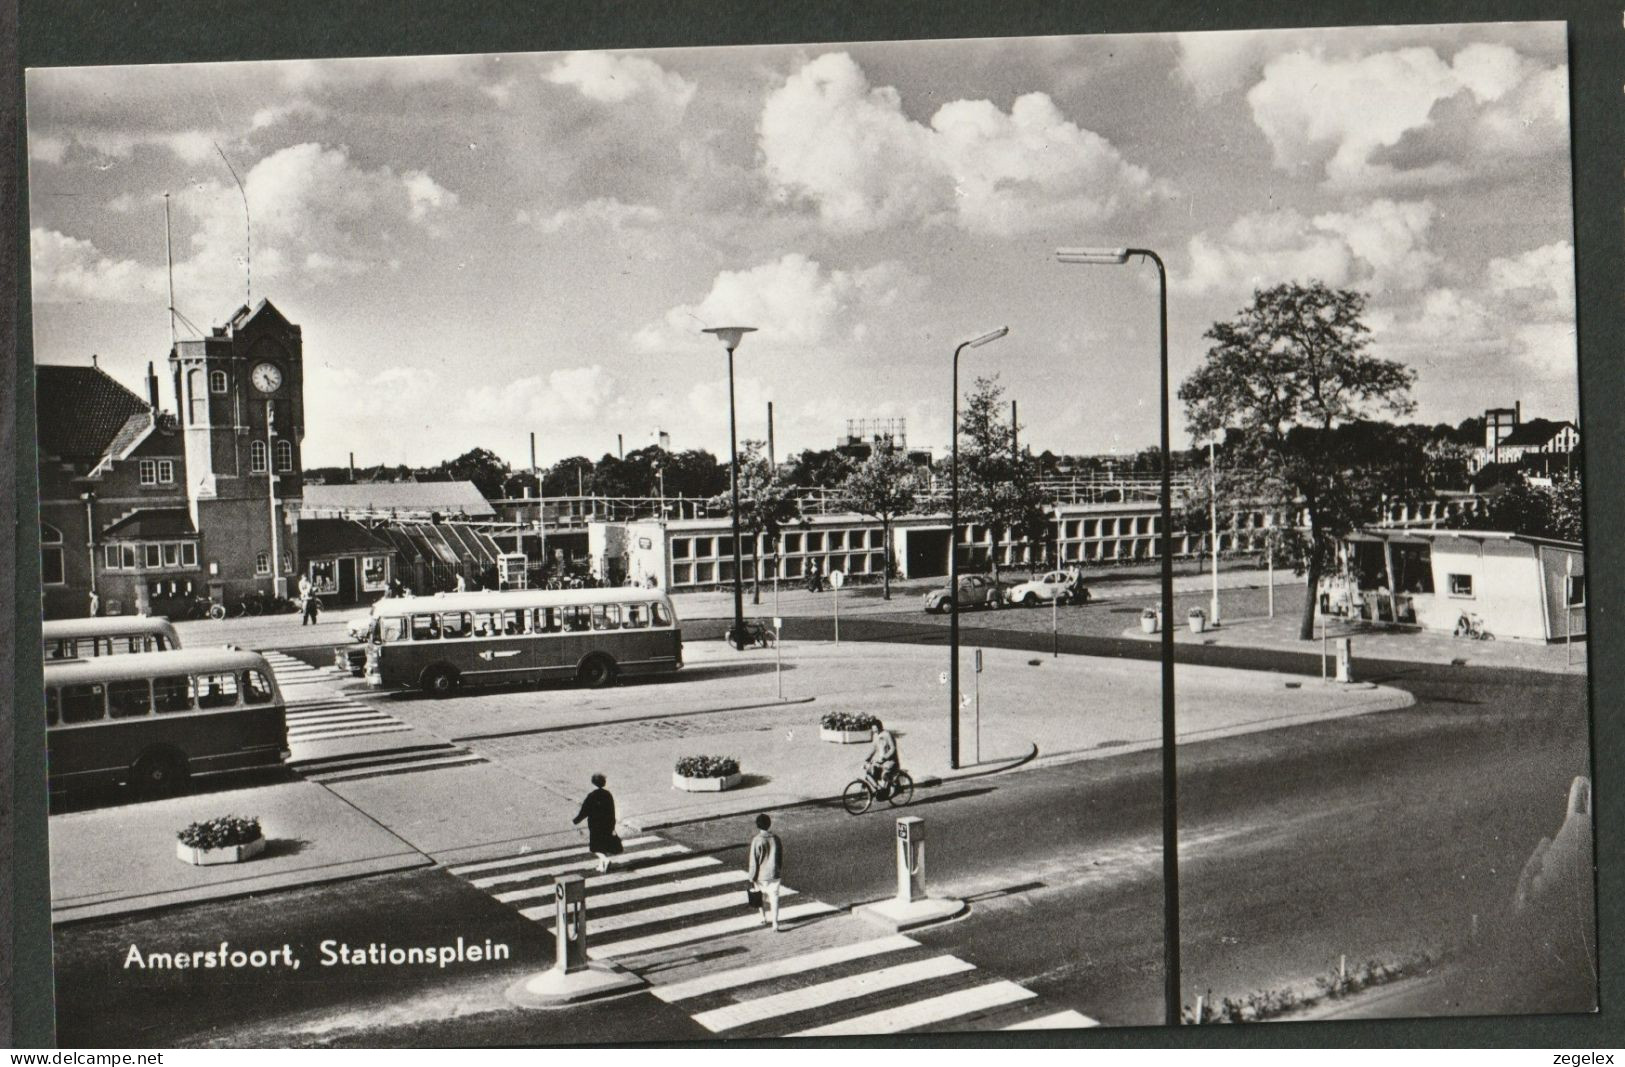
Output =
[
  {"x1": 91, "y1": 353, "x2": 99, "y2": 369},
  {"x1": 146, "y1": 362, "x2": 160, "y2": 409},
  {"x1": 1514, "y1": 400, "x2": 1521, "y2": 426}
]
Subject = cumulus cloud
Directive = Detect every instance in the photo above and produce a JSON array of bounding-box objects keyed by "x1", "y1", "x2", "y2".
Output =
[
  {"x1": 1177, "y1": 199, "x2": 1440, "y2": 295},
  {"x1": 1247, "y1": 43, "x2": 1568, "y2": 189},
  {"x1": 517, "y1": 197, "x2": 663, "y2": 234},
  {"x1": 30, "y1": 227, "x2": 162, "y2": 303},
  {"x1": 544, "y1": 52, "x2": 697, "y2": 109},
  {"x1": 459, "y1": 365, "x2": 622, "y2": 426},
  {"x1": 1171, "y1": 31, "x2": 1267, "y2": 101},
  {"x1": 250, "y1": 99, "x2": 330, "y2": 130},
  {"x1": 633, "y1": 252, "x2": 918, "y2": 354},
  {"x1": 759, "y1": 52, "x2": 1166, "y2": 236}
]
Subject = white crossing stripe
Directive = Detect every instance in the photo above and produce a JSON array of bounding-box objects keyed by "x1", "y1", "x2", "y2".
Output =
[
  {"x1": 468, "y1": 845, "x2": 688, "y2": 888},
  {"x1": 449, "y1": 837, "x2": 662, "y2": 876},
  {"x1": 574, "y1": 870, "x2": 748, "y2": 911},
  {"x1": 288, "y1": 723, "x2": 411, "y2": 739},
  {"x1": 691, "y1": 954, "x2": 975, "y2": 1032},
  {"x1": 590, "y1": 901, "x2": 838, "y2": 961},
  {"x1": 493, "y1": 856, "x2": 720, "y2": 902},
  {"x1": 305, "y1": 753, "x2": 487, "y2": 781},
  {"x1": 529, "y1": 883, "x2": 794, "y2": 931},
  {"x1": 654, "y1": 934, "x2": 919, "y2": 1003},
  {"x1": 791, "y1": 979, "x2": 1035, "y2": 1036},
  {"x1": 1003, "y1": 1010, "x2": 1099, "y2": 1029}
]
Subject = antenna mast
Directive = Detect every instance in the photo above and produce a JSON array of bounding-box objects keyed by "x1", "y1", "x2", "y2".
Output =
[
  {"x1": 214, "y1": 141, "x2": 251, "y2": 306},
  {"x1": 163, "y1": 193, "x2": 176, "y2": 344}
]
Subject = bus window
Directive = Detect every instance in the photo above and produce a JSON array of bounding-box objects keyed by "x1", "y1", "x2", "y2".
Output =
[
  {"x1": 440, "y1": 612, "x2": 471, "y2": 639},
  {"x1": 193, "y1": 673, "x2": 240, "y2": 709},
  {"x1": 45, "y1": 688, "x2": 60, "y2": 726},
  {"x1": 624, "y1": 604, "x2": 649, "y2": 629},
  {"x1": 125, "y1": 636, "x2": 145, "y2": 654},
  {"x1": 108, "y1": 679, "x2": 153, "y2": 719},
  {"x1": 154, "y1": 675, "x2": 193, "y2": 713},
  {"x1": 411, "y1": 614, "x2": 441, "y2": 640},
  {"x1": 592, "y1": 605, "x2": 621, "y2": 631},
  {"x1": 48, "y1": 639, "x2": 75, "y2": 660},
  {"x1": 651, "y1": 602, "x2": 673, "y2": 627},
  {"x1": 562, "y1": 606, "x2": 592, "y2": 633},
  {"x1": 242, "y1": 670, "x2": 275, "y2": 705},
  {"x1": 501, "y1": 610, "x2": 525, "y2": 636},
  {"x1": 155, "y1": 635, "x2": 172, "y2": 651},
  {"x1": 473, "y1": 612, "x2": 500, "y2": 638},
  {"x1": 537, "y1": 608, "x2": 562, "y2": 634},
  {"x1": 61, "y1": 684, "x2": 106, "y2": 724},
  {"x1": 379, "y1": 617, "x2": 405, "y2": 643}
]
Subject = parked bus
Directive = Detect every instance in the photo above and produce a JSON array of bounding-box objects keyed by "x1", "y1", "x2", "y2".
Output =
[
  {"x1": 364, "y1": 588, "x2": 683, "y2": 695},
  {"x1": 44, "y1": 648, "x2": 288, "y2": 797},
  {"x1": 43, "y1": 616, "x2": 182, "y2": 661}
]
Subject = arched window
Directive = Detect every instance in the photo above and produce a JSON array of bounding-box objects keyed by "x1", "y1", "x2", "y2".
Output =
[
  {"x1": 41, "y1": 522, "x2": 64, "y2": 586},
  {"x1": 210, "y1": 369, "x2": 228, "y2": 394},
  {"x1": 274, "y1": 439, "x2": 294, "y2": 472},
  {"x1": 250, "y1": 440, "x2": 267, "y2": 473},
  {"x1": 187, "y1": 370, "x2": 205, "y2": 425}
]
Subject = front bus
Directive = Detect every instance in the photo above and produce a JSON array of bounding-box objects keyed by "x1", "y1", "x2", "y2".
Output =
[
  {"x1": 365, "y1": 588, "x2": 684, "y2": 696},
  {"x1": 44, "y1": 648, "x2": 289, "y2": 799}
]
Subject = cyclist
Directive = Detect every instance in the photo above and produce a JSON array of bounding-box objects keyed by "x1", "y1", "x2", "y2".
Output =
[{"x1": 863, "y1": 718, "x2": 900, "y2": 796}]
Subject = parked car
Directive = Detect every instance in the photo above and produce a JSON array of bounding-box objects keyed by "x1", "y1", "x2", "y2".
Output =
[
  {"x1": 1006, "y1": 570, "x2": 1079, "y2": 607},
  {"x1": 923, "y1": 574, "x2": 1010, "y2": 614}
]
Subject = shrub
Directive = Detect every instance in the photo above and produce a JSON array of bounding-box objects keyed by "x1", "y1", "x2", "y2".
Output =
[
  {"x1": 674, "y1": 755, "x2": 739, "y2": 779},
  {"x1": 820, "y1": 710, "x2": 879, "y2": 732},
  {"x1": 177, "y1": 815, "x2": 262, "y2": 851}
]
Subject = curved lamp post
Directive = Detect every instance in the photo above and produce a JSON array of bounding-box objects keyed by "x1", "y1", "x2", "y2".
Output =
[
  {"x1": 1055, "y1": 246, "x2": 1180, "y2": 1026},
  {"x1": 949, "y1": 326, "x2": 1009, "y2": 770},
  {"x1": 703, "y1": 326, "x2": 757, "y2": 650}
]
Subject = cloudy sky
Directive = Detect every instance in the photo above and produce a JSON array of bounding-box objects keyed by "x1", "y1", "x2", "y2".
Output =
[{"x1": 26, "y1": 22, "x2": 1577, "y2": 470}]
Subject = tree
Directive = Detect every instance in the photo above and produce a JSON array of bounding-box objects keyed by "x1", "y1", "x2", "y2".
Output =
[
  {"x1": 956, "y1": 375, "x2": 1052, "y2": 582},
  {"x1": 1449, "y1": 475, "x2": 1582, "y2": 542},
  {"x1": 542, "y1": 456, "x2": 595, "y2": 497},
  {"x1": 714, "y1": 440, "x2": 801, "y2": 603},
  {"x1": 786, "y1": 448, "x2": 854, "y2": 490},
  {"x1": 440, "y1": 447, "x2": 512, "y2": 500},
  {"x1": 840, "y1": 448, "x2": 920, "y2": 599},
  {"x1": 1180, "y1": 282, "x2": 1418, "y2": 639}
]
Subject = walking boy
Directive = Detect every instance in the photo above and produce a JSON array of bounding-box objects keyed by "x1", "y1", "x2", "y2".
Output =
[{"x1": 747, "y1": 814, "x2": 785, "y2": 931}]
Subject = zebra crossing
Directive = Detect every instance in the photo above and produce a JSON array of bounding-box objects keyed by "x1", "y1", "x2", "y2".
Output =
[
  {"x1": 444, "y1": 834, "x2": 1097, "y2": 1035},
  {"x1": 263, "y1": 650, "x2": 488, "y2": 783}
]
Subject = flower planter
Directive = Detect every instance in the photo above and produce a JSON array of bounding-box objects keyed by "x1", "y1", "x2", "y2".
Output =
[
  {"x1": 1188, "y1": 612, "x2": 1207, "y2": 634},
  {"x1": 1140, "y1": 613, "x2": 1160, "y2": 634},
  {"x1": 176, "y1": 835, "x2": 266, "y2": 866},
  {"x1": 672, "y1": 771, "x2": 743, "y2": 793},
  {"x1": 820, "y1": 727, "x2": 872, "y2": 744}
]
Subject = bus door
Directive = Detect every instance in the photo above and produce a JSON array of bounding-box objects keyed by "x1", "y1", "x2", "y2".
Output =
[{"x1": 465, "y1": 608, "x2": 532, "y2": 680}]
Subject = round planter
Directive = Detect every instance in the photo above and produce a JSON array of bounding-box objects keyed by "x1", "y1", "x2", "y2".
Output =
[
  {"x1": 1140, "y1": 615, "x2": 1159, "y2": 634},
  {"x1": 1188, "y1": 615, "x2": 1207, "y2": 634},
  {"x1": 672, "y1": 771, "x2": 742, "y2": 792},
  {"x1": 176, "y1": 835, "x2": 266, "y2": 866},
  {"x1": 819, "y1": 727, "x2": 872, "y2": 744}
]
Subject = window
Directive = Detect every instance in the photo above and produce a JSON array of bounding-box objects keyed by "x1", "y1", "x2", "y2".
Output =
[
  {"x1": 694, "y1": 537, "x2": 714, "y2": 558},
  {"x1": 145, "y1": 544, "x2": 162, "y2": 568},
  {"x1": 536, "y1": 608, "x2": 562, "y2": 634},
  {"x1": 440, "y1": 612, "x2": 471, "y2": 639},
  {"x1": 1568, "y1": 573, "x2": 1586, "y2": 607},
  {"x1": 61, "y1": 684, "x2": 106, "y2": 725},
  {"x1": 251, "y1": 440, "x2": 268, "y2": 473},
  {"x1": 41, "y1": 523, "x2": 64, "y2": 586},
  {"x1": 181, "y1": 543, "x2": 197, "y2": 568},
  {"x1": 672, "y1": 539, "x2": 691, "y2": 560},
  {"x1": 210, "y1": 369, "x2": 228, "y2": 394},
  {"x1": 187, "y1": 370, "x2": 205, "y2": 425},
  {"x1": 651, "y1": 602, "x2": 673, "y2": 628},
  {"x1": 363, "y1": 556, "x2": 388, "y2": 590},
  {"x1": 255, "y1": 552, "x2": 270, "y2": 576},
  {"x1": 472, "y1": 612, "x2": 501, "y2": 637},
  {"x1": 47, "y1": 639, "x2": 75, "y2": 661},
  {"x1": 410, "y1": 614, "x2": 440, "y2": 640},
  {"x1": 309, "y1": 560, "x2": 337, "y2": 593},
  {"x1": 562, "y1": 606, "x2": 592, "y2": 633},
  {"x1": 784, "y1": 533, "x2": 802, "y2": 554},
  {"x1": 1448, "y1": 573, "x2": 1474, "y2": 597},
  {"x1": 591, "y1": 604, "x2": 621, "y2": 631},
  {"x1": 378, "y1": 617, "x2": 404, "y2": 643},
  {"x1": 275, "y1": 440, "x2": 294, "y2": 472},
  {"x1": 500, "y1": 610, "x2": 526, "y2": 636},
  {"x1": 242, "y1": 670, "x2": 275, "y2": 705},
  {"x1": 140, "y1": 459, "x2": 158, "y2": 486},
  {"x1": 122, "y1": 544, "x2": 138, "y2": 569},
  {"x1": 108, "y1": 679, "x2": 153, "y2": 719},
  {"x1": 623, "y1": 604, "x2": 649, "y2": 629},
  {"x1": 193, "y1": 672, "x2": 240, "y2": 709}
]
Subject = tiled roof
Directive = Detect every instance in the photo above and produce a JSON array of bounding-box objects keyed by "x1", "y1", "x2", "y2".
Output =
[
  {"x1": 1499, "y1": 418, "x2": 1575, "y2": 448},
  {"x1": 301, "y1": 519, "x2": 395, "y2": 558},
  {"x1": 101, "y1": 508, "x2": 196, "y2": 539},
  {"x1": 101, "y1": 412, "x2": 155, "y2": 463},
  {"x1": 302, "y1": 481, "x2": 496, "y2": 518},
  {"x1": 36, "y1": 365, "x2": 152, "y2": 460}
]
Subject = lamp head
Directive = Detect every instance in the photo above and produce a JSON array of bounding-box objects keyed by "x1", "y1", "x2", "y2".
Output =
[
  {"x1": 966, "y1": 326, "x2": 1009, "y2": 348},
  {"x1": 1055, "y1": 247, "x2": 1130, "y2": 265},
  {"x1": 702, "y1": 326, "x2": 757, "y2": 351}
]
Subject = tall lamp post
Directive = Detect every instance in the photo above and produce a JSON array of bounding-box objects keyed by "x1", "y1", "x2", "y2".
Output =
[
  {"x1": 1055, "y1": 246, "x2": 1180, "y2": 1026},
  {"x1": 949, "y1": 326, "x2": 1009, "y2": 770},
  {"x1": 703, "y1": 326, "x2": 757, "y2": 650},
  {"x1": 1210, "y1": 437, "x2": 1221, "y2": 625}
]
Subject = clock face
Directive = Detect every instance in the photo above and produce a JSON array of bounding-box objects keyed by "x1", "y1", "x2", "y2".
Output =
[{"x1": 251, "y1": 362, "x2": 283, "y2": 393}]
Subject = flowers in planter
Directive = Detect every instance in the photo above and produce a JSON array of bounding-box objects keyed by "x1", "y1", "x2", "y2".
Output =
[
  {"x1": 820, "y1": 710, "x2": 879, "y2": 733},
  {"x1": 1189, "y1": 608, "x2": 1206, "y2": 618},
  {"x1": 674, "y1": 755, "x2": 740, "y2": 779},
  {"x1": 1141, "y1": 608, "x2": 1159, "y2": 619},
  {"x1": 177, "y1": 815, "x2": 262, "y2": 851}
]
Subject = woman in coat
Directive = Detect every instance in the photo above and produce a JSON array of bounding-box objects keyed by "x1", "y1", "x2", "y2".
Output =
[{"x1": 572, "y1": 773, "x2": 621, "y2": 873}]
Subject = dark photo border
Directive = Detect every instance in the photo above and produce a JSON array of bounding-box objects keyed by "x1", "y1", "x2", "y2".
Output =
[{"x1": 6, "y1": 0, "x2": 1621, "y2": 1049}]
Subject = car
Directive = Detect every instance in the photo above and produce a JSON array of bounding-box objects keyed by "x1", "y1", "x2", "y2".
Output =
[
  {"x1": 923, "y1": 574, "x2": 1011, "y2": 614},
  {"x1": 1006, "y1": 570, "x2": 1079, "y2": 607}
]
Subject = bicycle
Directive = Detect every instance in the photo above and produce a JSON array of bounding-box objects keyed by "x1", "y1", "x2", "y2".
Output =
[
  {"x1": 1453, "y1": 611, "x2": 1494, "y2": 641},
  {"x1": 189, "y1": 595, "x2": 227, "y2": 621},
  {"x1": 841, "y1": 768, "x2": 914, "y2": 815}
]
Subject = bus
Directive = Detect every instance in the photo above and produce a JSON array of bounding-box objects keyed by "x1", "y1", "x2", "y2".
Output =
[
  {"x1": 364, "y1": 587, "x2": 684, "y2": 695},
  {"x1": 43, "y1": 616, "x2": 182, "y2": 661},
  {"x1": 44, "y1": 648, "x2": 288, "y2": 797}
]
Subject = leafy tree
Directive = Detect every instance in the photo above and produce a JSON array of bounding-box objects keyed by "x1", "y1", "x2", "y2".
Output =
[
  {"x1": 714, "y1": 440, "x2": 801, "y2": 603},
  {"x1": 956, "y1": 375, "x2": 1053, "y2": 581},
  {"x1": 658, "y1": 448, "x2": 728, "y2": 500},
  {"x1": 785, "y1": 448, "x2": 855, "y2": 491},
  {"x1": 1449, "y1": 475, "x2": 1582, "y2": 542},
  {"x1": 440, "y1": 447, "x2": 512, "y2": 500},
  {"x1": 840, "y1": 448, "x2": 921, "y2": 599},
  {"x1": 1180, "y1": 282, "x2": 1418, "y2": 639},
  {"x1": 542, "y1": 456, "x2": 596, "y2": 497}
]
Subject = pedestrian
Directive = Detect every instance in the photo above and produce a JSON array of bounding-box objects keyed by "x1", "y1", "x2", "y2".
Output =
[
  {"x1": 388, "y1": 576, "x2": 404, "y2": 598},
  {"x1": 297, "y1": 574, "x2": 318, "y2": 626},
  {"x1": 805, "y1": 558, "x2": 822, "y2": 594},
  {"x1": 572, "y1": 773, "x2": 622, "y2": 874},
  {"x1": 454, "y1": 573, "x2": 468, "y2": 593},
  {"x1": 747, "y1": 813, "x2": 785, "y2": 931}
]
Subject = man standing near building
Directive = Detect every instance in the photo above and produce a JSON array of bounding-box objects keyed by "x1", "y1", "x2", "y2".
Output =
[{"x1": 298, "y1": 573, "x2": 318, "y2": 626}]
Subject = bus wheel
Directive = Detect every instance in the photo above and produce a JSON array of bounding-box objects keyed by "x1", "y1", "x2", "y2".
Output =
[
  {"x1": 578, "y1": 656, "x2": 616, "y2": 689},
  {"x1": 132, "y1": 750, "x2": 187, "y2": 797},
  {"x1": 421, "y1": 666, "x2": 459, "y2": 698}
]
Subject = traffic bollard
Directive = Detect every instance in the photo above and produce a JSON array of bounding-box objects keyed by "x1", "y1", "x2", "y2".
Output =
[
  {"x1": 505, "y1": 870, "x2": 644, "y2": 1007},
  {"x1": 895, "y1": 816, "x2": 927, "y2": 904},
  {"x1": 857, "y1": 816, "x2": 966, "y2": 931},
  {"x1": 1333, "y1": 637, "x2": 1353, "y2": 684},
  {"x1": 556, "y1": 874, "x2": 588, "y2": 974}
]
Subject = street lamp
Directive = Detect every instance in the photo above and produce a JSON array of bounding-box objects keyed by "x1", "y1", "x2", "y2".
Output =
[
  {"x1": 1055, "y1": 245, "x2": 1181, "y2": 1027},
  {"x1": 703, "y1": 325, "x2": 758, "y2": 650},
  {"x1": 949, "y1": 325, "x2": 1009, "y2": 771}
]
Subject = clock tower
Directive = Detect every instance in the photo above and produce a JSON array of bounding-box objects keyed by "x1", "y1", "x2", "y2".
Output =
[{"x1": 169, "y1": 298, "x2": 305, "y2": 598}]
